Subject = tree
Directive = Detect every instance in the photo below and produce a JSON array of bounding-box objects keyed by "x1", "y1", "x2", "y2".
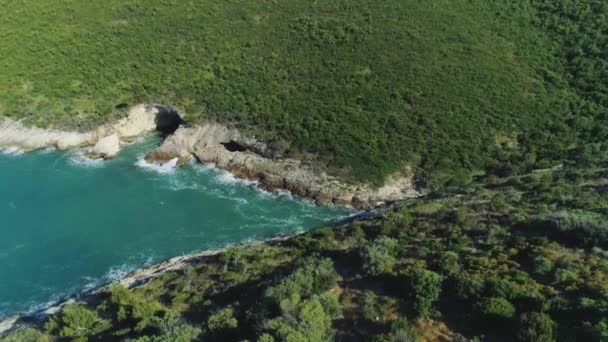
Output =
[
  {"x1": 207, "y1": 308, "x2": 238, "y2": 332},
  {"x1": 264, "y1": 295, "x2": 339, "y2": 342},
  {"x1": 0, "y1": 328, "x2": 52, "y2": 342},
  {"x1": 44, "y1": 305, "x2": 109, "y2": 340},
  {"x1": 410, "y1": 269, "x2": 442, "y2": 318},
  {"x1": 517, "y1": 312, "x2": 556, "y2": 342},
  {"x1": 265, "y1": 257, "x2": 340, "y2": 308},
  {"x1": 479, "y1": 297, "x2": 516, "y2": 322},
  {"x1": 360, "y1": 237, "x2": 399, "y2": 276}
]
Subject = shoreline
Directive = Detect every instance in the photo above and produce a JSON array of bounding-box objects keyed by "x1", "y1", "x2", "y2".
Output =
[
  {"x1": 0, "y1": 104, "x2": 421, "y2": 209},
  {"x1": 0, "y1": 237, "x2": 291, "y2": 334},
  {"x1": 0, "y1": 208, "x2": 377, "y2": 335},
  {"x1": 0, "y1": 104, "x2": 418, "y2": 333}
]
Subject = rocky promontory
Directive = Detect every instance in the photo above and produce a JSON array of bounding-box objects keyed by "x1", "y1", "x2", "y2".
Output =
[
  {"x1": 146, "y1": 124, "x2": 420, "y2": 208},
  {"x1": 0, "y1": 104, "x2": 419, "y2": 208},
  {"x1": 0, "y1": 104, "x2": 174, "y2": 158}
]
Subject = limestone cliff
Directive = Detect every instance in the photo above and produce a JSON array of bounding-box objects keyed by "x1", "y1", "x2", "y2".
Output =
[
  {"x1": 0, "y1": 104, "x2": 158, "y2": 155},
  {"x1": 146, "y1": 124, "x2": 419, "y2": 208}
]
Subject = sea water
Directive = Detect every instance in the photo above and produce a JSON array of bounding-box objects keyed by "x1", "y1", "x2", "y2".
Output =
[{"x1": 0, "y1": 134, "x2": 353, "y2": 318}]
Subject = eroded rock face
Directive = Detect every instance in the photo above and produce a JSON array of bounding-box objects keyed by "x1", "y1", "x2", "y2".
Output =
[
  {"x1": 87, "y1": 134, "x2": 120, "y2": 159},
  {"x1": 154, "y1": 106, "x2": 183, "y2": 136},
  {"x1": 0, "y1": 104, "x2": 160, "y2": 153},
  {"x1": 146, "y1": 123, "x2": 420, "y2": 208}
]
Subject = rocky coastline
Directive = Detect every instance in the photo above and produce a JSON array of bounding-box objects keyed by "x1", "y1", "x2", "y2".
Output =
[
  {"x1": 0, "y1": 205, "x2": 381, "y2": 336},
  {"x1": 0, "y1": 236, "x2": 292, "y2": 335},
  {"x1": 0, "y1": 104, "x2": 417, "y2": 335},
  {"x1": 0, "y1": 104, "x2": 159, "y2": 156},
  {"x1": 0, "y1": 104, "x2": 420, "y2": 208},
  {"x1": 145, "y1": 124, "x2": 420, "y2": 208}
]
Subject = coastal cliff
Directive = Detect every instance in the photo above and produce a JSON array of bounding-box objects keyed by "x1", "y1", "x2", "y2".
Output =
[
  {"x1": 0, "y1": 104, "x2": 419, "y2": 208},
  {"x1": 145, "y1": 124, "x2": 419, "y2": 208},
  {"x1": 0, "y1": 105, "x2": 158, "y2": 155}
]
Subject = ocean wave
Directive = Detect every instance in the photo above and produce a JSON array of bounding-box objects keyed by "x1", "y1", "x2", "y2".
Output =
[
  {"x1": 135, "y1": 156, "x2": 178, "y2": 174},
  {"x1": 166, "y1": 178, "x2": 204, "y2": 191},
  {"x1": 82, "y1": 255, "x2": 155, "y2": 293},
  {"x1": 23, "y1": 292, "x2": 71, "y2": 317},
  {"x1": 190, "y1": 160, "x2": 216, "y2": 173},
  {"x1": 105, "y1": 264, "x2": 139, "y2": 282},
  {"x1": 34, "y1": 147, "x2": 57, "y2": 155},
  {"x1": 68, "y1": 150, "x2": 105, "y2": 168},
  {"x1": 213, "y1": 169, "x2": 258, "y2": 186},
  {"x1": 0, "y1": 147, "x2": 24, "y2": 157}
]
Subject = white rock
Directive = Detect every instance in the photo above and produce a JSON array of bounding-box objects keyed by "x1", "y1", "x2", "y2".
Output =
[
  {"x1": 113, "y1": 104, "x2": 158, "y2": 138},
  {"x1": 89, "y1": 134, "x2": 120, "y2": 159},
  {"x1": 0, "y1": 104, "x2": 160, "y2": 153}
]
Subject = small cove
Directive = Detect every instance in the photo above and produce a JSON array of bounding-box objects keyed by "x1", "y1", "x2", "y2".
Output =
[{"x1": 0, "y1": 134, "x2": 353, "y2": 319}]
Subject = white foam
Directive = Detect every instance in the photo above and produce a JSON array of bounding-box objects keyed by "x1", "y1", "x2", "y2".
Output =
[
  {"x1": 214, "y1": 169, "x2": 258, "y2": 186},
  {"x1": 135, "y1": 156, "x2": 178, "y2": 174},
  {"x1": 105, "y1": 263, "x2": 138, "y2": 282},
  {"x1": 167, "y1": 177, "x2": 204, "y2": 191},
  {"x1": 35, "y1": 147, "x2": 56, "y2": 155},
  {"x1": 190, "y1": 160, "x2": 215, "y2": 172},
  {"x1": 25, "y1": 294, "x2": 67, "y2": 316},
  {"x1": 68, "y1": 150, "x2": 105, "y2": 168},
  {"x1": 0, "y1": 147, "x2": 24, "y2": 156}
]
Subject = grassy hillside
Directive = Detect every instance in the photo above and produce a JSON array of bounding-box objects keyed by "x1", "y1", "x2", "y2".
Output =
[
  {"x1": 3, "y1": 160, "x2": 607, "y2": 341},
  {"x1": 2, "y1": 0, "x2": 606, "y2": 184}
]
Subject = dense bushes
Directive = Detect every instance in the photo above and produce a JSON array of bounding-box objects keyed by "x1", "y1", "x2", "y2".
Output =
[
  {"x1": 263, "y1": 258, "x2": 342, "y2": 341},
  {"x1": 44, "y1": 305, "x2": 109, "y2": 340},
  {"x1": 360, "y1": 237, "x2": 399, "y2": 276},
  {"x1": 409, "y1": 269, "x2": 442, "y2": 319},
  {"x1": 2, "y1": 145, "x2": 607, "y2": 341},
  {"x1": 265, "y1": 257, "x2": 340, "y2": 307},
  {"x1": 517, "y1": 312, "x2": 556, "y2": 342},
  {"x1": 549, "y1": 210, "x2": 608, "y2": 249},
  {"x1": 2, "y1": 1, "x2": 607, "y2": 185}
]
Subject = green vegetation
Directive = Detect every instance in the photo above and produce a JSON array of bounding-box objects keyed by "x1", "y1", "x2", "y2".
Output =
[
  {"x1": 3, "y1": 160, "x2": 607, "y2": 341},
  {"x1": 1, "y1": 0, "x2": 607, "y2": 341},
  {"x1": 2, "y1": 0, "x2": 607, "y2": 184}
]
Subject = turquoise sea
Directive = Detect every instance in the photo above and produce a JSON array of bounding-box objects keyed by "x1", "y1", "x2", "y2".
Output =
[{"x1": 0, "y1": 135, "x2": 353, "y2": 319}]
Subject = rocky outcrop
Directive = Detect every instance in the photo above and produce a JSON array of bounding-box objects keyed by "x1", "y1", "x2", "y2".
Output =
[
  {"x1": 146, "y1": 124, "x2": 420, "y2": 208},
  {"x1": 0, "y1": 104, "x2": 419, "y2": 207},
  {"x1": 86, "y1": 134, "x2": 120, "y2": 159},
  {"x1": 0, "y1": 104, "x2": 160, "y2": 155}
]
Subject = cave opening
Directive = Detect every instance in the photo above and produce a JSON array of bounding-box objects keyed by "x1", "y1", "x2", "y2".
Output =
[
  {"x1": 154, "y1": 106, "x2": 184, "y2": 136},
  {"x1": 221, "y1": 141, "x2": 248, "y2": 152}
]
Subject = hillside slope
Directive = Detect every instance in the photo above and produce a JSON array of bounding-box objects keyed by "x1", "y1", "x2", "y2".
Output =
[
  {"x1": 3, "y1": 161, "x2": 607, "y2": 341},
  {"x1": 2, "y1": 0, "x2": 606, "y2": 185}
]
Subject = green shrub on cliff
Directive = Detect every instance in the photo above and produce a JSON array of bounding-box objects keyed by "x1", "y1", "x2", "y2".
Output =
[
  {"x1": 2, "y1": 161, "x2": 608, "y2": 341},
  {"x1": 44, "y1": 304, "x2": 110, "y2": 339},
  {"x1": 2, "y1": 0, "x2": 607, "y2": 184},
  {"x1": 0, "y1": 328, "x2": 52, "y2": 342}
]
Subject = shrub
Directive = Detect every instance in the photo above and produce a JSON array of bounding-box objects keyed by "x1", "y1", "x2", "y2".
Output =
[
  {"x1": 258, "y1": 333, "x2": 276, "y2": 342},
  {"x1": 410, "y1": 269, "x2": 442, "y2": 318},
  {"x1": 0, "y1": 328, "x2": 52, "y2": 342},
  {"x1": 44, "y1": 305, "x2": 109, "y2": 339},
  {"x1": 97, "y1": 284, "x2": 165, "y2": 333},
  {"x1": 360, "y1": 237, "x2": 399, "y2": 276},
  {"x1": 264, "y1": 295, "x2": 339, "y2": 342},
  {"x1": 265, "y1": 257, "x2": 340, "y2": 308},
  {"x1": 359, "y1": 291, "x2": 397, "y2": 322},
  {"x1": 132, "y1": 313, "x2": 201, "y2": 342},
  {"x1": 549, "y1": 210, "x2": 608, "y2": 248},
  {"x1": 479, "y1": 297, "x2": 516, "y2": 321},
  {"x1": 532, "y1": 256, "x2": 554, "y2": 276},
  {"x1": 207, "y1": 308, "x2": 238, "y2": 332},
  {"x1": 517, "y1": 312, "x2": 556, "y2": 342}
]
